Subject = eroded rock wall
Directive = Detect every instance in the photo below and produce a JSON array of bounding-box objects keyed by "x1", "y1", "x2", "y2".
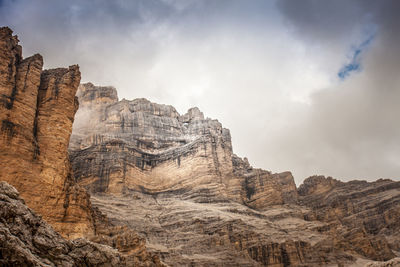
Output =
[
  {"x1": 0, "y1": 27, "x2": 92, "y2": 239},
  {"x1": 299, "y1": 176, "x2": 400, "y2": 261},
  {"x1": 0, "y1": 27, "x2": 164, "y2": 266},
  {"x1": 70, "y1": 82, "x2": 297, "y2": 206},
  {"x1": 0, "y1": 181, "x2": 124, "y2": 267},
  {"x1": 69, "y1": 82, "x2": 400, "y2": 266}
]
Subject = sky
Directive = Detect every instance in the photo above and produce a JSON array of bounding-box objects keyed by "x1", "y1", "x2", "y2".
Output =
[{"x1": 1, "y1": 0, "x2": 399, "y2": 185}]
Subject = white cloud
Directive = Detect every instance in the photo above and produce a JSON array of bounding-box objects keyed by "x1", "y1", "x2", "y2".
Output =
[{"x1": 1, "y1": 0, "x2": 399, "y2": 184}]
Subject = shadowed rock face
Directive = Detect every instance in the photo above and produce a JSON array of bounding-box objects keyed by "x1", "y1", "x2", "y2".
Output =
[
  {"x1": 299, "y1": 176, "x2": 400, "y2": 261},
  {"x1": 0, "y1": 181, "x2": 125, "y2": 267},
  {"x1": 69, "y1": 83, "x2": 400, "y2": 266}
]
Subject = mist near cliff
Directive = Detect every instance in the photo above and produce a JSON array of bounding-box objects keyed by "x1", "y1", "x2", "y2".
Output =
[{"x1": 1, "y1": 0, "x2": 399, "y2": 184}]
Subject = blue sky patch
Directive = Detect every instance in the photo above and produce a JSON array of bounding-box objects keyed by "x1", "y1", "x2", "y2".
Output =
[{"x1": 337, "y1": 28, "x2": 375, "y2": 80}]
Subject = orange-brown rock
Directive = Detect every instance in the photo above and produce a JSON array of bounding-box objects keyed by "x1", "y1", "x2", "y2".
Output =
[
  {"x1": 0, "y1": 27, "x2": 164, "y2": 266},
  {"x1": 0, "y1": 27, "x2": 92, "y2": 239}
]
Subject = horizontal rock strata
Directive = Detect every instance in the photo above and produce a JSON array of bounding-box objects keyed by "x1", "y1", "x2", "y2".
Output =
[
  {"x1": 70, "y1": 83, "x2": 298, "y2": 206},
  {"x1": 70, "y1": 82, "x2": 400, "y2": 266},
  {"x1": 299, "y1": 176, "x2": 400, "y2": 261}
]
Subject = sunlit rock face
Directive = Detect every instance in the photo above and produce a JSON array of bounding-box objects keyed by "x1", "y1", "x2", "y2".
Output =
[
  {"x1": 0, "y1": 26, "x2": 92, "y2": 239},
  {"x1": 69, "y1": 83, "x2": 400, "y2": 266},
  {"x1": 0, "y1": 27, "x2": 164, "y2": 266}
]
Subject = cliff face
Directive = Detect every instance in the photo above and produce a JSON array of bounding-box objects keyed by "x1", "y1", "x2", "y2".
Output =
[
  {"x1": 0, "y1": 27, "x2": 92, "y2": 239},
  {"x1": 69, "y1": 83, "x2": 400, "y2": 266},
  {"x1": 0, "y1": 27, "x2": 163, "y2": 266},
  {"x1": 299, "y1": 176, "x2": 400, "y2": 260},
  {"x1": 70, "y1": 84, "x2": 316, "y2": 266},
  {"x1": 70, "y1": 83, "x2": 298, "y2": 206}
]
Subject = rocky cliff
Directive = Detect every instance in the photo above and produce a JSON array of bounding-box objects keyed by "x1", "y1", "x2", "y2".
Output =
[
  {"x1": 0, "y1": 26, "x2": 92, "y2": 239},
  {"x1": 0, "y1": 27, "x2": 163, "y2": 266},
  {"x1": 2, "y1": 25, "x2": 399, "y2": 267},
  {"x1": 69, "y1": 83, "x2": 400, "y2": 266},
  {"x1": 0, "y1": 181, "x2": 124, "y2": 266},
  {"x1": 299, "y1": 176, "x2": 400, "y2": 260},
  {"x1": 70, "y1": 83, "x2": 298, "y2": 206}
]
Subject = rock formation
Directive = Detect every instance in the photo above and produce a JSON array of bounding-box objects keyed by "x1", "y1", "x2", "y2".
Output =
[
  {"x1": 70, "y1": 83, "x2": 298, "y2": 206},
  {"x1": 2, "y1": 25, "x2": 399, "y2": 266},
  {"x1": 0, "y1": 26, "x2": 91, "y2": 239},
  {"x1": 298, "y1": 176, "x2": 400, "y2": 261},
  {"x1": 0, "y1": 27, "x2": 163, "y2": 266},
  {"x1": 0, "y1": 181, "x2": 124, "y2": 266},
  {"x1": 70, "y1": 82, "x2": 400, "y2": 266},
  {"x1": 366, "y1": 258, "x2": 400, "y2": 267}
]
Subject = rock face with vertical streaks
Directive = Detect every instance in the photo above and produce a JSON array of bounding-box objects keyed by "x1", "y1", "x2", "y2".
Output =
[
  {"x1": 0, "y1": 27, "x2": 164, "y2": 266},
  {"x1": 70, "y1": 82, "x2": 298, "y2": 205},
  {"x1": 3, "y1": 24, "x2": 398, "y2": 267},
  {"x1": 0, "y1": 26, "x2": 91, "y2": 239},
  {"x1": 298, "y1": 176, "x2": 400, "y2": 261},
  {"x1": 70, "y1": 82, "x2": 400, "y2": 266}
]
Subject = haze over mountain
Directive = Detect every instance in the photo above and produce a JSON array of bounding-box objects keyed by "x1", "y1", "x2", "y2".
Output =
[{"x1": 1, "y1": 0, "x2": 399, "y2": 184}]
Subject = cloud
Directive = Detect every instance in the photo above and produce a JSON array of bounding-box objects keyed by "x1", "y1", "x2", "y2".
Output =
[
  {"x1": 1, "y1": 0, "x2": 399, "y2": 184},
  {"x1": 271, "y1": 0, "x2": 400, "y2": 183}
]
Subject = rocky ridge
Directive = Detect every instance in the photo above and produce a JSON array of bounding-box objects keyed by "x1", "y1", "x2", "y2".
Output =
[
  {"x1": 70, "y1": 83, "x2": 298, "y2": 207},
  {"x1": 69, "y1": 83, "x2": 400, "y2": 266}
]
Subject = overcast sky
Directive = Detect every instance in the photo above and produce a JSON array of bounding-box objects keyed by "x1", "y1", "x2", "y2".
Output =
[{"x1": 1, "y1": 0, "x2": 399, "y2": 184}]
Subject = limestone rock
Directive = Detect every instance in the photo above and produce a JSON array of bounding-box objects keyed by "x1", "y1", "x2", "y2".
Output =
[
  {"x1": 77, "y1": 82, "x2": 118, "y2": 108},
  {"x1": 299, "y1": 176, "x2": 400, "y2": 261},
  {"x1": 0, "y1": 181, "x2": 125, "y2": 267},
  {"x1": 366, "y1": 258, "x2": 400, "y2": 267},
  {"x1": 89, "y1": 191, "x2": 358, "y2": 266},
  {"x1": 0, "y1": 27, "x2": 92, "y2": 239},
  {"x1": 69, "y1": 82, "x2": 400, "y2": 266},
  {"x1": 0, "y1": 27, "x2": 163, "y2": 266},
  {"x1": 70, "y1": 82, "x2": 297, "y2": 207},
  {"x1": 88, "y1": 205, "x2": 164, "y2": 266},
  {"x1": 179, "y1": 107, "x2": 204, "y2": 123}
]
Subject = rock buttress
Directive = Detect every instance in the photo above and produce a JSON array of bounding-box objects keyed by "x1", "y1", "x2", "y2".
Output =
[
  {"x1": 0, "y1": 27, "x2": 93, "y2": 239},
  {"x1": 0, "y1": 27, "x2": 165, "y2": 266},
  {"x1": 69, "y1": 82, "x2": 400, "y2": 266}
]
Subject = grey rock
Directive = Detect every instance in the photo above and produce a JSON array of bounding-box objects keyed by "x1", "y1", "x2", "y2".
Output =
[
  {"x1": 0, "y1": 181, "x2": 125, "y2": 267},
  {"x1": 67, "y1": 83, "x2": 400, "y2": 266}
]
